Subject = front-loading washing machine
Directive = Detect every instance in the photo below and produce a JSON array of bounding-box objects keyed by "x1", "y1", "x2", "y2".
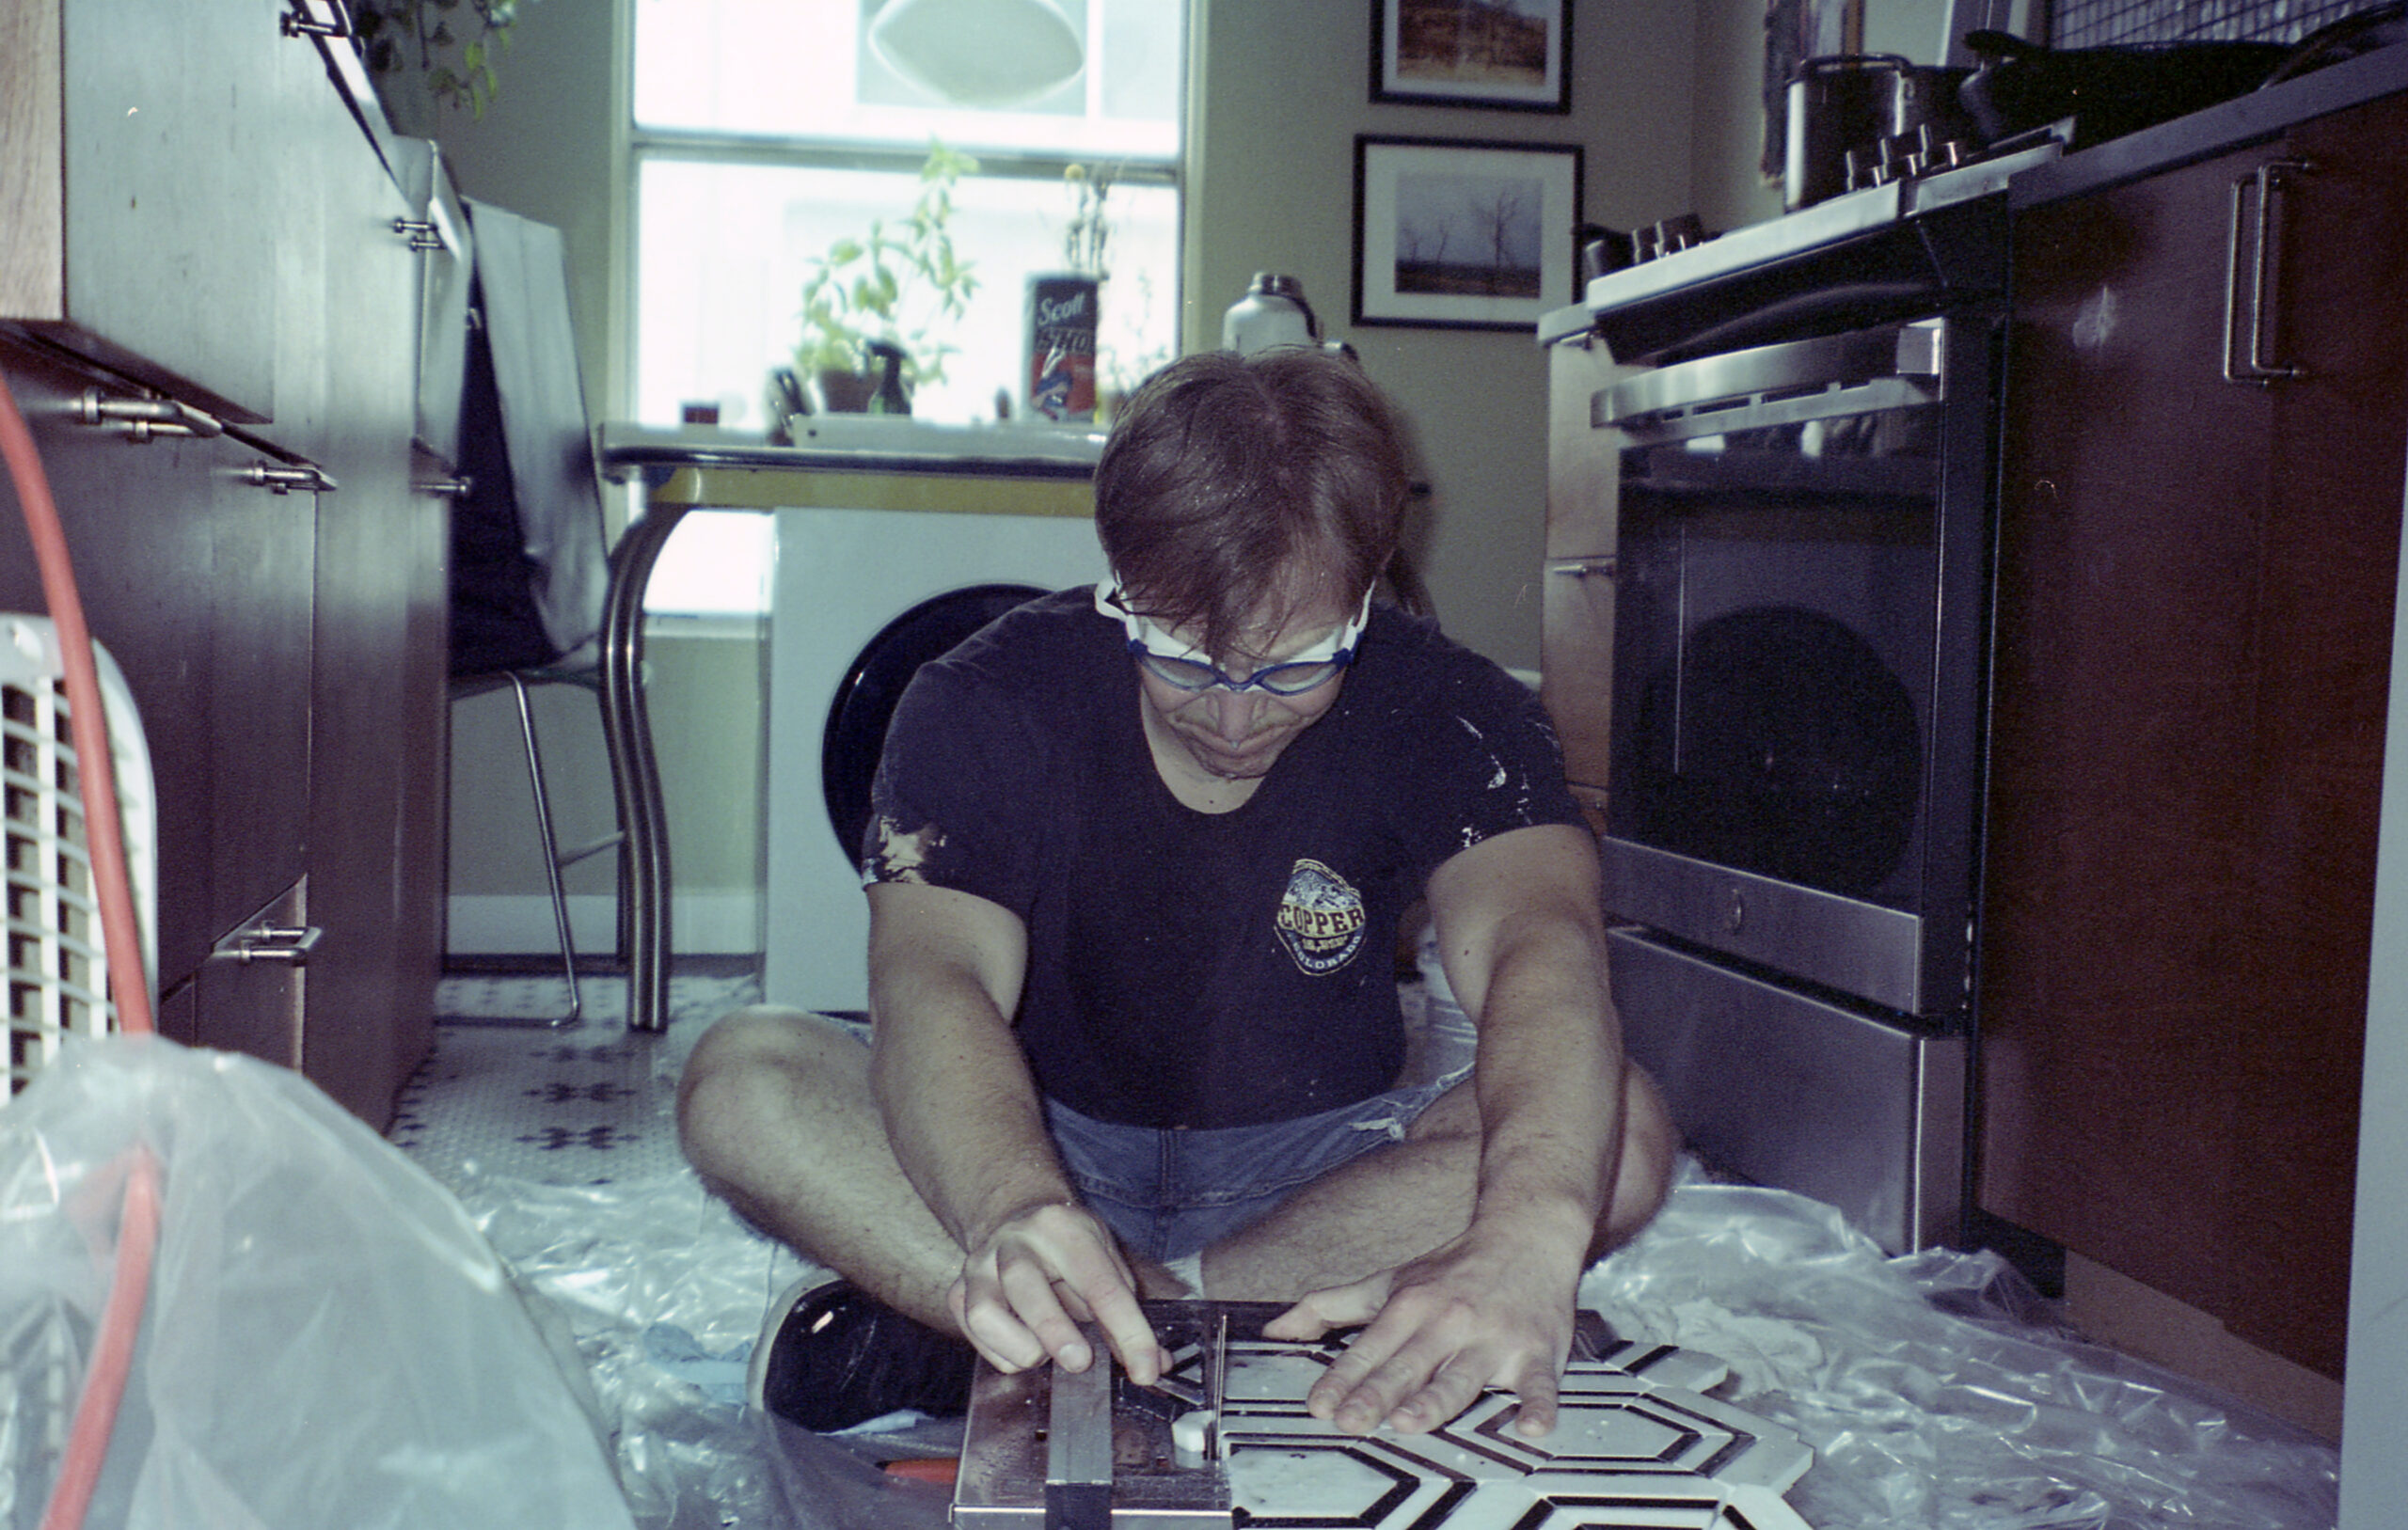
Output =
[{"x1": 764, "y1": 473, "x2": 1110, "y2": 1016}]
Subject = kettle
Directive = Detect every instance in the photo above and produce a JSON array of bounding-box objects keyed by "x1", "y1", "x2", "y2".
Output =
[{"x1": 1223, "y1": 274, "x2": 1320, "y2": 355}]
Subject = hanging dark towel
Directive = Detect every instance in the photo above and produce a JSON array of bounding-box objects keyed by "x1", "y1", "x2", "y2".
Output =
[{"x1": 447, "y1": 200, "x2": 608, "y2": 677}]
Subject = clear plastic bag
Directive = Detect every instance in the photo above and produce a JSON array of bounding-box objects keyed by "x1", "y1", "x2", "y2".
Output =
[
  {"x1": 0, "y1": 1034, "x2": 639, "y2": 1530},
  {"x1": 1580, "y1": 1175, "x2": 2341, "y2": 1530}
]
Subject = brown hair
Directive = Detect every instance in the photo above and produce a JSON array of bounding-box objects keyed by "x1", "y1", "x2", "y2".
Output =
[{"x1": 1093, "y1": 348, "x2": 1409, "y2": 660}]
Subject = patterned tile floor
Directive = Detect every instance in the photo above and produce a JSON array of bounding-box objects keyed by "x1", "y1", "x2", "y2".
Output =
[{"x1": 388, "y1": 963, "x2": 763, "y2": 1188}]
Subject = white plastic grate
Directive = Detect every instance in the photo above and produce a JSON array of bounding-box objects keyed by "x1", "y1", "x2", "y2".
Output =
[{"x1": 0, "y1": 613, "x2": 154, "y2": 1099}]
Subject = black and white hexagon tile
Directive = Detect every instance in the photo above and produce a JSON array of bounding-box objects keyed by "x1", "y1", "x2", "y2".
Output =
[{"x1": 1212, "y1": 1323, "x2": 1816, "y2": 1530}]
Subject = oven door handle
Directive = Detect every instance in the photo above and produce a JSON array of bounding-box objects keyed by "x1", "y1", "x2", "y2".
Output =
[{"x1": 1592, "y1": 321, "x2": 1945, "y2": 435}]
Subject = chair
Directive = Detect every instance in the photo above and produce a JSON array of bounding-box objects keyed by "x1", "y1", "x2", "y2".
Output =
[
  {"x1": 2, "y1": 612, "x2": 155, "y2": 1096},
  {"x1": 443, "y1": 200, "x2": 625, "y2": 1028},
  {"x1": 446, "y1": 662, "x2": 619, "y2": 1026}
]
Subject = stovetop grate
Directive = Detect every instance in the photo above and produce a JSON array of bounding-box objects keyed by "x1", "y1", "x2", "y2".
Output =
[{"x1": 2053, "y1": 0, "x2": 2381, "y2": 47}]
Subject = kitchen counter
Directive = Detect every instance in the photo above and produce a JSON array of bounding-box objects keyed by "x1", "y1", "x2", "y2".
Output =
[
  {"x1": 2010, "y1": 36, "x2": 2408, "y2": 208},
  {"x1": 598, "y1": 418, "x2": 1106, "y2": 484}
]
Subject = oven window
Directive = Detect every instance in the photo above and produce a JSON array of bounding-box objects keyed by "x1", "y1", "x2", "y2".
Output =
[{"x1": 1608, "y1": 413, "x2": 1941, "y2": 907}]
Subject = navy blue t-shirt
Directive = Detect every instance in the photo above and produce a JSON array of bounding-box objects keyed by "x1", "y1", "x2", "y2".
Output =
[{"x1": 863, "y1": 587, "x2": 1583, "y2": 1129}]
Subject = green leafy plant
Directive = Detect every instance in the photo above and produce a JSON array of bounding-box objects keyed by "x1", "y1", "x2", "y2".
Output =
[
  {"x1": 350, "y1": 0, "x2": 524, "y2": 118},
  {"x1": 796, "y1": 142, "x2": 982, "y2": 394}
]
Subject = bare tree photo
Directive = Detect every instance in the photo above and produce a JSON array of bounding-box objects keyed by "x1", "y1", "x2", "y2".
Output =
[{"x1": 1393, "y1": 170, "x2": 1545, "y2": 297}]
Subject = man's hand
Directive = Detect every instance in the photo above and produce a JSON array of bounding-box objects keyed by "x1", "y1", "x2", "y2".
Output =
[
  {"x1": 948, "y1": 1199, "x2": 1171, "y2": 1384},
  {"x1": 1261, "y1": 1228, "x2": 1577, "y2": 1438}
]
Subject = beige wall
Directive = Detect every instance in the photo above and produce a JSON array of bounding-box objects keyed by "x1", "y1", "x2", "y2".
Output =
[
  {"x1": 401, "y1": 0, "x2": 629, "y2": 422},
  {"x1": 447, "y1": 627, "x2": 767, "y2": 954},
  {"x1": 429, "y1": 0, "x2": 1941, "y2": 952},
  {"x1": 1186, "y1": 0, "x2": 1697, "y2": 671}
]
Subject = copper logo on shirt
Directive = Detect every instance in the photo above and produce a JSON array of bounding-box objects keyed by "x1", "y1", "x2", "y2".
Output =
[{"x1": 1275, "y1": 859, "x2": 1366, "y2": 975}]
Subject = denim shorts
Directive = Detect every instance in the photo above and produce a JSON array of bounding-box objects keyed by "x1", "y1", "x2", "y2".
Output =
[
  {"x1": 806, "y1": 1011, "x2": 1469, "y2": 1264},
  {"x1": 1043, "y1": 1068, "x2": 1468, "y2": 1264}
]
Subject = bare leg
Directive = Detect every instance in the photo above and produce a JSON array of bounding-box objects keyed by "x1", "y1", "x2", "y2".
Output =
[
  {"x1": 675, "y1": 1006, "x2": 968, "y2": 1329},
  {"x1": 1202, "y1": 1065, "x2": 1678, "y2": 1302},
  {"x1": 678, "y1": 1007, "x2": 1678, "y2": 1318}
]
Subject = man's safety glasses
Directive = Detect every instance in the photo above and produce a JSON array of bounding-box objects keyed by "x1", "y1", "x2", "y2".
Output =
[{"x1": 1094, "y1": 582, "x2": 1371, "y2": 696}]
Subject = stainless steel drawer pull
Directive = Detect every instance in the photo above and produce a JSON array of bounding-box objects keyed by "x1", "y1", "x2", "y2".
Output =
[
  {"x1": 392, "y1": 217, "x2": 448, "y2": 253},
  {"x1": 2223, "y1": 159, "x2": 2311, "y2": 386},
  {"x1": 1549, "y1": 557, "x2": 1618, "y2": 580},
  {"x1": 280, "y1": 10, "x2": 347, "y2": 39},
  {"x1": 75, "y1": 388, "x2": 223, "y2": 442},
  {"x1": 210, "y1": 924, "x2": 324, "y2": 966},
  {"x1": 415, "y1": 476, "x2": 474, "y2": 498},
  {"x1": 244, "y1": 462, "x2": 338, "y2": 495}
]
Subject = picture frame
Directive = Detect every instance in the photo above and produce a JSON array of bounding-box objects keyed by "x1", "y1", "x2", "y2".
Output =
[
  {"x1": 1371, "y1": 0, "x2": 1572, "y2": 113},
  {"x1": 1352, "y1": 135, "x2": 1584, "y2": 331}
]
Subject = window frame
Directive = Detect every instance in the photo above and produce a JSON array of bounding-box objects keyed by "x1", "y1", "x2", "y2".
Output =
[{"x1": 620, "y1": 5, "x2": 1188, "y2": 616}]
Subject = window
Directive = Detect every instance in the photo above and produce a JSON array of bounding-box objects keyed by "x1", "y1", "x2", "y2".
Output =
[
  {"x1": 630, "y1": 0, "x2": 1185, "y2": 432},
  {"x1": 629, "y1": 0, "x2": 1182, "y2": 617}
]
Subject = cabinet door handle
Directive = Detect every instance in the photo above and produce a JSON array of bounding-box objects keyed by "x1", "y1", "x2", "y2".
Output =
[
  {"x1": 74, "y1": 387, "x2": 223, "y2": 442},
  {"x1": 392, "y1": 217, "x2": 448, "y2": 253},
  {"x1": 279, "y1": 7, "x2": 347, "y2": 39},
  {"x1": 1549, "y1": 556, "x2": 1618, "y2": 580},
  {"x1": 2224, "y1": 159, "x2": 2311, "y2": 386},
  {"x1": 209, "y1": 924, "x2": 324, "y2": 966},
  {"x1": 243, "y1": 462, "x2": 339, "y2": 495}
]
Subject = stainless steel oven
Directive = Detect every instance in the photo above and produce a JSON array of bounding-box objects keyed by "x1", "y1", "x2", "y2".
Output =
[
  {"x1": 1600, "y1": 317, "x2": 1990, "y2": 1018},
  {"x1": 1547, "y1": 145, "x2": 2055, "y2": 1253}
]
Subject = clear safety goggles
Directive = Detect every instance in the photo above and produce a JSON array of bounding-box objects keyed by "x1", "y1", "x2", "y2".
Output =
[{"x1": 1093, "y1": 581, "x2": 1370, "y2": 695}]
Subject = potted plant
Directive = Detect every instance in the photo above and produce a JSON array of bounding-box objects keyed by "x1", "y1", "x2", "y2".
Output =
[
  {"x1": 349, "y1": 0, "x2": 525, "y2": 125},
  {"x1": 795, "y1": 141, "x2": 981, "y2": 414}
]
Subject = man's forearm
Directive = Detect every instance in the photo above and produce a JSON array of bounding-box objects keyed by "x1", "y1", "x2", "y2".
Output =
[
  {"x1": 1463, "y1": 926, "x2": 1624, "y2": 1258},
  {"x1": 869, "y1": 977, "x2": 1074, "y2": 1252}
]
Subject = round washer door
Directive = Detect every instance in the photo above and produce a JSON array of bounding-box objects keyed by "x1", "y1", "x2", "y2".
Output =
[{"x1": 820, "y1": 583, "x2": 1049, "y2": 868}]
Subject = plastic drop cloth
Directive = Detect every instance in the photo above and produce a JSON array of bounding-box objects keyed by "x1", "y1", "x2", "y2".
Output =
[
  {"x1": 0, "y1": 1034, "x2": 637, "y2": 1530},
  {"x1": 420, "y1": 958, "x2": 2336, "y2": 1530},
  {"x1": 13, "y1": 1002, "x2": 2339, "y2": 1529},
  {"x1": 1578, "y1": 1175, "x2": 2340, "y2": 1529},
  {"x1": 434, "y1": 1155, "x2": 2343, "y2": 1530}
]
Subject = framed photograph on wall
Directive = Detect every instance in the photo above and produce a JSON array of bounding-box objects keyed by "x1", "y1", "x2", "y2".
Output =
[
  {"x1": 1372, "y1": 0, "x2": 1572, "y2": 113},
  {"x1": 1352, "y1": 135, "x2": 1584, "y2": 330}
]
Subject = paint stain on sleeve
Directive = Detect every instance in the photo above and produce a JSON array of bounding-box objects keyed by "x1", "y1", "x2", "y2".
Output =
[{"x1": 864, "y1": 817, "x2": 947, "y2": 884}]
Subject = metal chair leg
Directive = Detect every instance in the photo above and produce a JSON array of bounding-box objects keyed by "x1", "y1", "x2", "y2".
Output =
[
  {"x1": 599, "y1": 508, "x2": 684, "y2": 1033},
  {"x1": 441, "y1": 670, "x2": 594, "y2": 1030},
  {"x1": 507, "y1": 670, "x2": 584, "y2": 1026}
]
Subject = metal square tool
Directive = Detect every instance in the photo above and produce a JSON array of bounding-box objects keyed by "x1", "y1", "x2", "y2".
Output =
[{"x1": 953, "y1": 1301, "x2": 1816, "y2": 1530}]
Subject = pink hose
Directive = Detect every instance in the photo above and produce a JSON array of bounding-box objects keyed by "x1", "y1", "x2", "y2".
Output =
[{"x1": 2, "y1": 369, "x2": 166, "y2": 1530}]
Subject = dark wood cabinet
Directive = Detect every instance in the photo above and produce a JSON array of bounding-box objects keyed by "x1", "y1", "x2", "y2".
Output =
[
  {"x1": 1981, "y1": 90, "x2": 2408, "y2": 1380},
  {"x1": 0, "y1": 346, "x2": 316, "y2": 980},
  {"x1": 0, "y1": 2, "x2": 443, "y2": 1128},
  {"x1": 276, "y1": 19, "x2": 445, "y2": 1121},
  {"x1": 1, "y1": 0, "x2": 290, "y2": 420}
]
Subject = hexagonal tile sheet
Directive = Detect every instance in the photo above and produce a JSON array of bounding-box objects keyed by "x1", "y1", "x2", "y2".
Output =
[{"x1": 1214, "y1": 1333, "x2": 1814, "y2": 1530}]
